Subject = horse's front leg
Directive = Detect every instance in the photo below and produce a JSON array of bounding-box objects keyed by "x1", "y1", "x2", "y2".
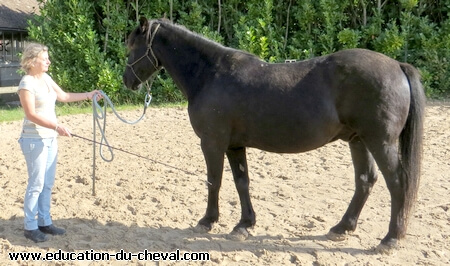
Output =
[
  {"x1": 226, "y1": 147, "x2": 255, "y2": 240},
  {"x1": 194, "y1": 140, "x2": 225, "y2": 233}
]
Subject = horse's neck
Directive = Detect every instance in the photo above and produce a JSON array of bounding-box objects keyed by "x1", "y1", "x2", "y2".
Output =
[{"x1": 155, "y1": 24, "x2": 224, "y2": 100}]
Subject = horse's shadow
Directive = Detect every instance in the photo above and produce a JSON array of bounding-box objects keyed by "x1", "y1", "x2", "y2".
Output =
[{"x1": 0, "y1": 216, "x2": 373, "y2": 256}]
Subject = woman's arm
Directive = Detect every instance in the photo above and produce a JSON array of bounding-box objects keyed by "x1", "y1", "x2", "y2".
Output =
[
  {"x1": 50, "y1": 77, "x2": 100, "y2": 103},
  {"x1": 18, "y1": 89, "x2": 58, "y2": 130},
  {"x1": 18, "y1": 89, "x2": 72, "y2": 137}
]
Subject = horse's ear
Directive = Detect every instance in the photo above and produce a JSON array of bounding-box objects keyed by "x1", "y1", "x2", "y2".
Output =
[{"x1": 139, "y1": 17, "x2": 148, "y2": 33}]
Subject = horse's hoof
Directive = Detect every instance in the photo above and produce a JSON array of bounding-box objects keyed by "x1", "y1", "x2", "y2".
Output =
[
  {"x1": 375, "y1": 239, "x2": 398, "y2": 255},
  {"x1": 326, "y1": 230, "x2": 347, "y2": 241},
  {"x1": 193, "y1": 224, "x2": 211, "y2": 233},
  {"x1": 227, "y1": 227, "x2": 249, "y2": 241}
]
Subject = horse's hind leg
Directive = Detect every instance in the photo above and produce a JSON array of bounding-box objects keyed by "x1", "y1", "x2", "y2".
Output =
[
  {"x1": 327, "y1": 138, "x2": 378, "y2": 241},
  {"x1": 226, "y1": 147, "x2": 255, "y2": 240},
  {"x1": 365, "y1": 141, "x2": 407, "y2": 251}
]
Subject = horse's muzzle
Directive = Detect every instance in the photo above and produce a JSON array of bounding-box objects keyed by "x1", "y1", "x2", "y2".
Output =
[{"x1": 123, "y1": 73, "x2": 139, "y2": 91}]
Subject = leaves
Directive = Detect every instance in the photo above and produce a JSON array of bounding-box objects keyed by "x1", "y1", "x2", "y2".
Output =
[{"x1": 27, "y1": 0, "x2": 450, "y2": 102}]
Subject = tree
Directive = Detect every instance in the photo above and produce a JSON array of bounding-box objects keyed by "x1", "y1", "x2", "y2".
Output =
[{"x1": 27, "y1": 0, "x2": 450, "y2": 102}]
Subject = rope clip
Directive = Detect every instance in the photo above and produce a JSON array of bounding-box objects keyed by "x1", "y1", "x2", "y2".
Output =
[{"x1": 145, "y1": 92, "x2": 152, "y2": 107}]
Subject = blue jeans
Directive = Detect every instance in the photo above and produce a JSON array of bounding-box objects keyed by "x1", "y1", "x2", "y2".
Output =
[{"x1": 19, "y1": 137, "x2": 58, "y2": 230}]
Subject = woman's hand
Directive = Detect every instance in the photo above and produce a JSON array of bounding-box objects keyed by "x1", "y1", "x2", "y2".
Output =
[
  {"x1": 87, "y1": 90, "x2": 103, "y2": 101},
  {"x1": 55, "y1": 124, "x2": 72, "y2": 137}
]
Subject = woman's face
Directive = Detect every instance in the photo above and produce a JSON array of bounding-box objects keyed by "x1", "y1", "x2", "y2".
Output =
[{"x1": 31, "y1": 51, "x2": 51, "y2": 73}]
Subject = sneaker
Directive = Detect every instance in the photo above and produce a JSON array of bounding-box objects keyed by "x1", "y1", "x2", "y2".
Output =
[
  {"x1": 38, "y1": 224, "x2": 66, "y2": 235},
  {"x1": 24, "y1": 229, "x2": 49, "y2": 243}
]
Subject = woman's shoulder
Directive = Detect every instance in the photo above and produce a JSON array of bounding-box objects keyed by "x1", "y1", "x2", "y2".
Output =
[
  {"x1": 18, "y1": 75, "x2": 36, "y2": 92},
  {"x1": 43, "y1": 73, "x2": 56, "y2": 83},
  {"x1": 20, "y1": 74, "x2": 34, "y2": 82}
]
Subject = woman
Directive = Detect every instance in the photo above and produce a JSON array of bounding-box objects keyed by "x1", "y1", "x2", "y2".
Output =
[{"x1": 18, "y1": 42, "x2": 101, "y2": 243}]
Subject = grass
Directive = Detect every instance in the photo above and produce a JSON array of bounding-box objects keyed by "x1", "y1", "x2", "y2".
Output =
[
  {"x1": 0, "y1": 105, "x2": 24, "y2": 122},
  {"x1": 0, "y1": 101, "x2": 187, "y2": 123}
]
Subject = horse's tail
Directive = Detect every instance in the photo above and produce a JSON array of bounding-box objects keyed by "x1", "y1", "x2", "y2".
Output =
[{"x1": 398, "y1": 62, "x2": 426, "y2": 237}]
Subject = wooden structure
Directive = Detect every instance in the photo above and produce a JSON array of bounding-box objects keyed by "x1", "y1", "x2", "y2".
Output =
[{"x1": 0, "y1": 0, "x2": 40, "y2": 102}]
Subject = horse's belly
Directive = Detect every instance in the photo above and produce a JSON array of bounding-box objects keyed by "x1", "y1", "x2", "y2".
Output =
[
  {"x1": 237, "y1": 124, "x2": 342, "y2": 153},
  {"x1": 249, "y1": 141, "x2": 324, "y2": 153},
  {"x1": 247, "y1": 138, "x2": 328, "y2": 153}
]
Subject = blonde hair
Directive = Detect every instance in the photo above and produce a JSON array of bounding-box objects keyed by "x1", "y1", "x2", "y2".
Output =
[{"x1": 20, "y1": 42, "x2": 49, "y2": 72}]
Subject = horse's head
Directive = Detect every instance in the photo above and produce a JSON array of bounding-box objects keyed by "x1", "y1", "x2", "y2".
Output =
[{"x1": 123, "y1": 17, "x2": 160, "y2": 90}]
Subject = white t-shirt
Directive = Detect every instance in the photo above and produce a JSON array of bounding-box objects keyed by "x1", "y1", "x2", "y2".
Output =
[{"x1": 18, "y1": 73, "x2": 58, "y2": 138}]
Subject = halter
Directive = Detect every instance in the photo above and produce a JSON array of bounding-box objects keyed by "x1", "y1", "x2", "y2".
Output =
[{"x1": 126, "y1": 22, "x2": 162, "y2": 84}]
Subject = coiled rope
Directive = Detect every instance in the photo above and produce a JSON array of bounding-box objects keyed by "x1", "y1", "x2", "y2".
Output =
[
  {"x1": 72, "y1": 73, "x2": 200, "y2": 195},
  {"x1": 91, "y1": 87, "x2": 150, "y2": 196},
  {"x1": 76, "y1": 76, "x2": 156, "y2": 195}
]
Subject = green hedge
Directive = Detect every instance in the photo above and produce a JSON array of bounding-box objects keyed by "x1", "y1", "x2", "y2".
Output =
[{"x1": 28, "y1": 0, "x2": 449, "y2": 102}]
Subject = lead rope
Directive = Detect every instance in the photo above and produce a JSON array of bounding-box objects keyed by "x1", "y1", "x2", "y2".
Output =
[{"x1": 89, "y1": 74, "x2": 158, "y2": 195}]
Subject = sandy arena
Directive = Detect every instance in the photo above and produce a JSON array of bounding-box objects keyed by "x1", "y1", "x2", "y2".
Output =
[{"x1": 0, "y1": 103, "x2": 449, "y2": 265}]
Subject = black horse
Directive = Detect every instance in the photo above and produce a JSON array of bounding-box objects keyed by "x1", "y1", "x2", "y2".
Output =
[{"x1": 123, "y1": 18, "x2": 425, "y2": 251}]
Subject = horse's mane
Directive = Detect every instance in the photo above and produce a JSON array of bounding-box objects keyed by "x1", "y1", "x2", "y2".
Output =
[
  {"x1": 152, "y1": 18, "x2": 223, "y2": 48},
  {"x1": 151, "y1": 18, "x2": 257, "y2": 59}
]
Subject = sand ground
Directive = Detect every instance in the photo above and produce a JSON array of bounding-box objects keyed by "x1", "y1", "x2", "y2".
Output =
[{"x1": 0, "y1": 103, "x2": 449, "y2": 265}]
